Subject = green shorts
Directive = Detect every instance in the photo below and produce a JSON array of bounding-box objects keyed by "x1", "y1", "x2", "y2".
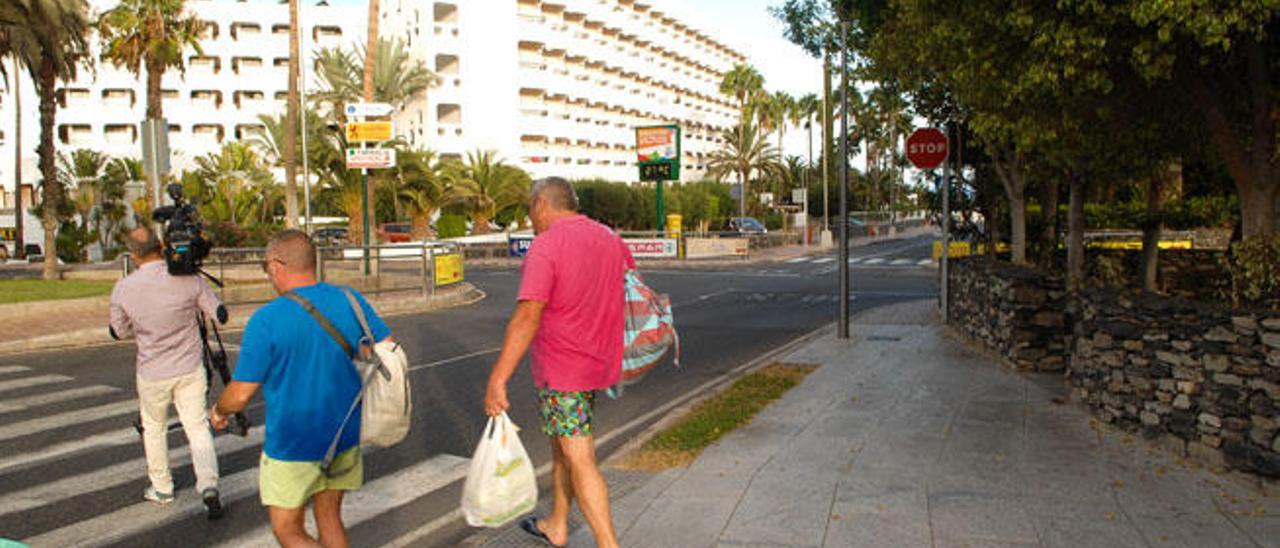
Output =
[
  {"x1": 537, "y1": 388, "x2": 596, "y2": 437},
  {"x1": 259, "y1": 447, "x2": 363, "y2": 509}
]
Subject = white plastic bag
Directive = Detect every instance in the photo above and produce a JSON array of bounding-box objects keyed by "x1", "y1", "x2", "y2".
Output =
[{"x1": 461, "y1": 412, "x2": 538, "y2": 527}]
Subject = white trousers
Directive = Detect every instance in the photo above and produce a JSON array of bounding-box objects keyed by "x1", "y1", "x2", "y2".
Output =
[{"x1": 137, "y1": 368, "x2": 219, "y2": 494}]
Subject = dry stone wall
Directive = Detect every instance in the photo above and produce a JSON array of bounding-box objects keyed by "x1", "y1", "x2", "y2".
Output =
[{"x1": 947, "y1": 258, "x2": 1069, "y2": 372}]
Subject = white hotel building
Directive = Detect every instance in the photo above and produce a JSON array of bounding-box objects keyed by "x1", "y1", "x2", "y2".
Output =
[{"x1": 0, "y1": 0, "x2": 744, "y2": 218}]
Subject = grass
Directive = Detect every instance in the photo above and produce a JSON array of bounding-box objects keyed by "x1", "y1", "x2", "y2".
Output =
[
  {"x1": 0, "y1": 279, "x2": 115, "y2": 304},
  {"x1": 613, "y1": 362, "x2": 819, "y2": 471}
]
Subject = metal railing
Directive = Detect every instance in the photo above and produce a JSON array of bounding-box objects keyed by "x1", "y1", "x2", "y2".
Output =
[{"x1": 124, "y1": 241, "x2": 464, "y2": 305}]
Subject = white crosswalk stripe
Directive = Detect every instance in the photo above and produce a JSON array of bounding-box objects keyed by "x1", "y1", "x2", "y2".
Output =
[
  {"x1": 0, "y1": 365, "x2": 33, "y2": 375},
  {"x1": 864, "y1": 258, "x2": 887, "y2": 265},
  {"x1": 918, "y1": 259, "x2": 934, "y2": 266},
  {"x1": 811, "y1": 257, "x2": 835, "y2": 264},
  {"x1": 848, "y1": 257, "x2": 862, "y2": 263},
  {"x1": 0, "y1": 385, "x2": 120, "y2": 414},
  {"x1": 890, "y1": 259, "x2": 914, "y2": 265},
  {"x1": 0, "y1": 374, "x2": 73, "y2": 393},
  {"x1": 0, "y1": 398, "x2": 138, "y2": 443},
  {"x1": 784, "y1": 257, "x2": 812, "y2": 263}
]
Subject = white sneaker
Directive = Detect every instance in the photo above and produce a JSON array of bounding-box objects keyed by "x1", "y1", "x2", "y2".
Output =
[{"x1": 143, "y1": 486, "x2": 174, "y2": 504}]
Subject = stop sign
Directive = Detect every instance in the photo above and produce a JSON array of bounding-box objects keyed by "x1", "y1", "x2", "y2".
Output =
[{"x1": 906, "y1": 128, "x2": 948, "y2": 169}]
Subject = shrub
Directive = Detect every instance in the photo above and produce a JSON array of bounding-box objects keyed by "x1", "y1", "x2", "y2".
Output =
[
  {"x1": 436, "y1": 213, "x2": 467, "y2": 239},
  {"x1": 1220, "y1": 235, "x2": 1280, "y2": 310}
]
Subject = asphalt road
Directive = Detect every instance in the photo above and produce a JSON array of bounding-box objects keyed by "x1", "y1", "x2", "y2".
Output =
[{"x1": 0, "y1": 234, "x2": 938, "y2": 546}]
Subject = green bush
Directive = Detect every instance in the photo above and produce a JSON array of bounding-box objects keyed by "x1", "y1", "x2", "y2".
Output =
[
  {"x1": 1220, "y1": 235, "x2": 1280, "y2": 310},
  {"x1": 55, "y1": 222, "x2": 95, "y2": 263},
  {"x1": 436, "y1": 213, "x2": 467, "y2": 239}
]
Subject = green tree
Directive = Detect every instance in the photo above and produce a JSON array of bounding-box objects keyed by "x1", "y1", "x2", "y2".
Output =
[
  {"x1": 312, "y1": 37, "x2": 439, "y2": 118},
  {"x1": 396, "y1": 148, "x2": 445, "y2": 240},
  {"x1": 443, "y1": 150, "x2": 530, "y2": 235},
  {"x1": 188, "y1": 142, "x2": 278, "y2": 232},
  {"x1": 7, "y1": 0, "x2": 93, "y2": 279}
]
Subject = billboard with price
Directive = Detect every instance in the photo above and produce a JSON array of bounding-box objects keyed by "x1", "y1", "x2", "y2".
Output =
[
  {"x1": 635, "y1": 125, "x2": 680, "y2": 181},
  {"x1": 624, "y1": 238, "x2": 678, "y2": 258},
  {"x1": 433, "y1": 253, "x2": 464, "y2": 286}
]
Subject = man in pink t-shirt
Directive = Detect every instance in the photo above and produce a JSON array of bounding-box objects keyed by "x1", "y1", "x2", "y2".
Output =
[{"x1": 485, "y1": 177, "x2": 632, "y2": 548}]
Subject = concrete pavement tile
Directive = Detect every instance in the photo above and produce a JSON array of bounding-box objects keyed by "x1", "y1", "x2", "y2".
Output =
[
  {"x1": 1026, "y1": 512, "x2": 1147, "y2": 548},
  {"x1": 611, "y1": 468, "x2": 687, "y2": 541},
  {"x1": 957, "y1": 399, "x2": 1029, "y2": 426},
  {"x1": 1219, "y1": 515, "x2": 1280, "y2": 548},
  {"x1": 619, "y1": 496, "x2": 737, "y2": 548},
  {"x1": 943, "y1": 420, "x2": 1026, "y2": 459},
  {"x1": 1018, "y1": 465, "x2": 1116, "y2": 503},
  {"x1": 928, "y1": 453, "x2": 1026, "y2": 498},
  {"x1": 854, "y1": 436, "x2": 947, "y2": 471},
  {"x1": 825, "y1": 476, "x2": 932, "y2": 548},
  {"x1": 1124, "y1": 510, "x2": 1261, "y2": 548},
  {"x1": 1016, "y1": 496, "x2": 1120, "y2": 520},
  {"x1": 719, "y1": 480, "x2": 835, "y2": 548},
  {"x1": 928, "y1": 492, "x2": 1039, "y2": 544},
  {"x1": 934, "y1": 538, "x2": 1041, "y2": 548}
]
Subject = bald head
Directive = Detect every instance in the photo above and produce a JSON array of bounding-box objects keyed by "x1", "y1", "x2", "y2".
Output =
[
  {"x1": 266, "y1": 229, "x2": 316, "y2": 273},
  {"x1": 530, "y1": 177, "x2": 578, "y2": 212},
  {"x1": 126, "y1": 226, "x2": 162, "y2": 259}
]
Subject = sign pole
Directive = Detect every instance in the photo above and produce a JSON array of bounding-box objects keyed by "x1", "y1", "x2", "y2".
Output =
[
  {"x1": 940, "y1": 124, "x2": 951, "y2": 324},
  {"x1": 656, "y1": 179, "x2": 664, "y2": 233},
  {"x1": 837, "y1": 19, "x2": 851, "y2": 340}
]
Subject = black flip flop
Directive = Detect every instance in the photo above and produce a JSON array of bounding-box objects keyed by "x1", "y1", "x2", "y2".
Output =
[{"x1": 519, "y1": 516, "x2": 566, "y2": 548}]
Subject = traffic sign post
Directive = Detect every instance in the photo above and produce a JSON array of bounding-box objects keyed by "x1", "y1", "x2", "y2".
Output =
[
  {"x1": 345, "y1": 148, "x2": 396, "y2": 169},
  {"x1": 907, "y1": 127, "x2": 952, "y2": 323},
  {"x1": 345, "y1": 121, "x2": 393, "y2": 143},
  {"x1": 344, "y1": 105, "x2": 394, "y2": 275},
  {"x1": 344, "y1": 102, "x2": 393, "y2": 118}
]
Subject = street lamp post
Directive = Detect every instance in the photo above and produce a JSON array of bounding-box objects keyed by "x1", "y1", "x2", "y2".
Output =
[{"x1": 837, "y1": 19, "x2": 851, "y2": 340}]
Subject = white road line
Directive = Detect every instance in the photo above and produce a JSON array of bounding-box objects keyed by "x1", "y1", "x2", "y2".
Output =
[
  {"x1": 811, "y1": 257, "x2": 835, "y2": 264},
  {"x1": 848, "y1": 257, "x2": 862, "y2": 264},
  {"x1": 410, "y1": 348, "x2": 500, "y2": 372},
  {"x1": 214, "y1": 454, "x2": 471, "y2": 547},
  {"x1": 0, "y1": 385, "x2": 120, "y2": 414},
  {"x1": 0, "y1": 365, "x2": 33, "y2": 375},
  {"x1": 0, "y1": 374, "x2": 73, "y2": 393},
  {"x1": 0, "y1": 427, "x2": 138, "y2": 475},
  {"x1": 0, "y1": 399, "x2": 138, "y2": 443},
  {"x1": 0, "y1": 427, "x2": 265, "y2": 517},
  {"x1": 784, "y1": 257, "x2": 811, "y2": 263},
  {"x1": 918, "y1": 259, "x2": 934, "y2": 266},
  {"x1": 864, "y1": 258, "x2": 886, "y2": 265},
  {"x1": 890, "y1": 259, "x2": 914, "y2": 265}
]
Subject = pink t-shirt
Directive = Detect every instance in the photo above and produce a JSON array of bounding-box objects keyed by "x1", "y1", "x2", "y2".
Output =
[{"x1": 518, "y1": 214, "x2": 636, "y2": 391}]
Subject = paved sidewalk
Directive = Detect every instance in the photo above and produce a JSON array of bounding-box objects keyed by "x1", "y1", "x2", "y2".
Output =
[{"x1": 483, "y1": 300, "x2": 1279, "y2": 547}]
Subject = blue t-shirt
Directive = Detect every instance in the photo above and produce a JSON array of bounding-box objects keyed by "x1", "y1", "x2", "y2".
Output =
[{"x1": 233, "y1": 283, "x2": 391, "y2": 461}]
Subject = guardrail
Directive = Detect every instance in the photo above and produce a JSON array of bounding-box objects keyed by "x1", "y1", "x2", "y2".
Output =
[{"x1": 124, "y1": 241, "x2": 465, "y2": 305}]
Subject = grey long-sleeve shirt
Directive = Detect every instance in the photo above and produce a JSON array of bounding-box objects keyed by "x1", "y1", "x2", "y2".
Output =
[{"x1": 109, "y1": 260, "x2": 223, "y2": 381}]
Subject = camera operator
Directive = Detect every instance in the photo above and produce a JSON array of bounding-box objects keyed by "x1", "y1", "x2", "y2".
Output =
[{"x1": 109, "y1": 226, "x2": 226, "y2": 519}]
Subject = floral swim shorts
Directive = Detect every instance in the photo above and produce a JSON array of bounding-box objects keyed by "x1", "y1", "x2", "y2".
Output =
[{"x1": 536, "y1": 388, "x2": 596, "y2": 437}]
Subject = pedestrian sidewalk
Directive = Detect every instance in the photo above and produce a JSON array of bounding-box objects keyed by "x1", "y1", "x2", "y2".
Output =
[
  {"x1": 487, "y1": 299, "x2": 1279, "y2": 547},
  {"x1": 0, "y1": 282, "x2": 484, "y2": 355}
]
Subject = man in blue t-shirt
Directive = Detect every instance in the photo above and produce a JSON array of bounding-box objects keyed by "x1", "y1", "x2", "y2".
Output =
[{"x1": 212, "y1": 229, "x2": 391, "y2": 547}]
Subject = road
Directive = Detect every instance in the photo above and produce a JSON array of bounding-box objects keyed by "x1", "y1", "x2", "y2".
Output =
[{"x1": 0, "y1": 234, "x2": 937, "y2": 547}]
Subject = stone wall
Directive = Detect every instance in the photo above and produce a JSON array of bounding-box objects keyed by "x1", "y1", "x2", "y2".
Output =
[
  {"x1": 1070, "y1": 291, "x2": 1280, "y2": 477},
  {"x1": 947, "y1": 257, "x2": 1069, "y2": 372},
  {"x1": 1086, "y1": 249, "x2": 1227, "y2": 302}
]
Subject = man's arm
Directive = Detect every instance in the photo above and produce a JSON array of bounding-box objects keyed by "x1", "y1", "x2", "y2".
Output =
[
  {"x1": 210, "y1": 380, "x2": 259, "y2": 430},
  {"x1": 195, "y1": 278, "x2": 228, "y2": 324},
  {"x1": 108, "y1": 293, "x2": 133, "y2": 340},
  {"x1": 483, "y1": 300, "x2": 546, "y2": 416}
]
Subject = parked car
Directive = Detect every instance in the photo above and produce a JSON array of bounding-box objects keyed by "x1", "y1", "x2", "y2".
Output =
[
  {"x1": 377, "y1": 222, "x2": 412, "y2": 243},
  {"x1": 726, "y1": 217, "x2": 768, "y2": 235},
  {"x1": 312, "y1": 227, "x2": 349, "y2": 246}
]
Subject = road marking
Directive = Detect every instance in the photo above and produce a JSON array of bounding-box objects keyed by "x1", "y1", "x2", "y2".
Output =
[
  {"x1": 0, "y1": 398, "x2": 138, "y2": 443},
  {"x1": 848, "y1": 257, "x2": 862, "y2": 264},
  {"x1": 0, "y1": 427, "x2": 265, "y2": 517},
  {"x1": 0, "y1": 427, "x2": 138, "y2": 475},
  {"x1": 0, "y1": 385, "x2": 120, "y2": 414},
  {"x1": 0, "y1": 365, "x2": 33, "y2": 375},
  {"x1": 918, "y1": 259, "x2": 934, "y2": 266},
  {"x1": 784, "y1": 257, "x2": 812, "y2": 263},
  {"x1": 0, "y1": 374, "x2": 73, "y2": 394},
  {"x1": 214, "y1": 454, "x2": 471, "y2": 547},
  {"x1": 890, "y1": 259, "x2": 913, "y2": 265},
  {"x1": 864, "y1": 258, "x2": 886, "y2": 265},
  {"x1": 811, "y1": 257, "x2": 835, "y2": 264},
  {"x1": 410, "y1": 348, "x2": 501, "y2": 372}
]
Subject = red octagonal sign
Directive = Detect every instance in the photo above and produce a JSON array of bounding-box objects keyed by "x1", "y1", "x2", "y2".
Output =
[{"x1": 906, "y1": 127, "x2": 948, "y2": 170}]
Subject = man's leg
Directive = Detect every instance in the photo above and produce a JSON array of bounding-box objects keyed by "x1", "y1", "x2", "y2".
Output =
[
  {"x1": 172, "y1": 369, "x2": 219, "y2": 493},
  {"x1": 136, "y1": 375, "x2": 176, "y2": 496},
  {"x1": 555, "y1": 434, "x2": 618, "y2": 548},
  {"x1": 537, "y1": 439, "x2": 574, "y2": 546},
  {"x1": 268, "y1": 505, "x2": 322, "y2": 548},
  {"x1": 312, "y1": 490, "x2": 349, "y2": 548}
]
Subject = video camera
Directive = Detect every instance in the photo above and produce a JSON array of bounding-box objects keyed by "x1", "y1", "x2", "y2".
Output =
[{"x1": 151, "y1": 183, "x2": 211, "y2": 276}]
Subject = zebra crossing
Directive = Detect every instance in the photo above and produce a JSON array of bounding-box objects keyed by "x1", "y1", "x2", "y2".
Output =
[{"x1": 0, "y1": 360, "x2": 472, "y2": 547}]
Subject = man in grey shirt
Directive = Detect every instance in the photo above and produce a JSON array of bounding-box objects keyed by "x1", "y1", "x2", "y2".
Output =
[{"x1": 110, "y1": 226, "x2": 225, "y2": 519}]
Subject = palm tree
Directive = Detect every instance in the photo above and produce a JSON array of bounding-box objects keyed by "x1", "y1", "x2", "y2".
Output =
[
  {"x1": 8, "y1": 0, "x2": 93, "y2": 279},
  {"x1": 444, "y1": 150, "x2": 530, "y2": 235},
  {"x1": 190, "y1": 142, "x2": 276, "y2": 227},
  {"x1": 396, "y1": 148, "x2": 445, "y2": 240},
  {"x1": 707, "y1": 124, "x2": 783, "y2": 216},
  {"x1": 768, "y1": 91, "x2": 794, "y2": 166},
  {"x1": 314, "y1": 37, "x2": 439, "y2": 116},
  {"x1": 719, "y1": 64, "x2": 764, "y2": 218},
  {"x1": 97, "y1": 0, "x2": 205, "y2": 119}
]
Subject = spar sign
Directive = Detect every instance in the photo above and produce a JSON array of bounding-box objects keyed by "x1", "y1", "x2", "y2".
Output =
[
  {"x1": 624, "y1": 238, "x2": 677, "y2": 258},
  {"x1": 635, "y1": 125, "x2": 681, "y2": 182}
]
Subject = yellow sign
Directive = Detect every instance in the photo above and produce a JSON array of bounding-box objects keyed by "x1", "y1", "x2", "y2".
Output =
[
  {"x1": 345, "y1": 121, "x2": 392, "y2": 142},
  {"x1": 434, "y1": 253, "x2": 464, "y2": 286},
  {"x1": 1088, "y1": 240, "x2": 1191, "y2": 250}
]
